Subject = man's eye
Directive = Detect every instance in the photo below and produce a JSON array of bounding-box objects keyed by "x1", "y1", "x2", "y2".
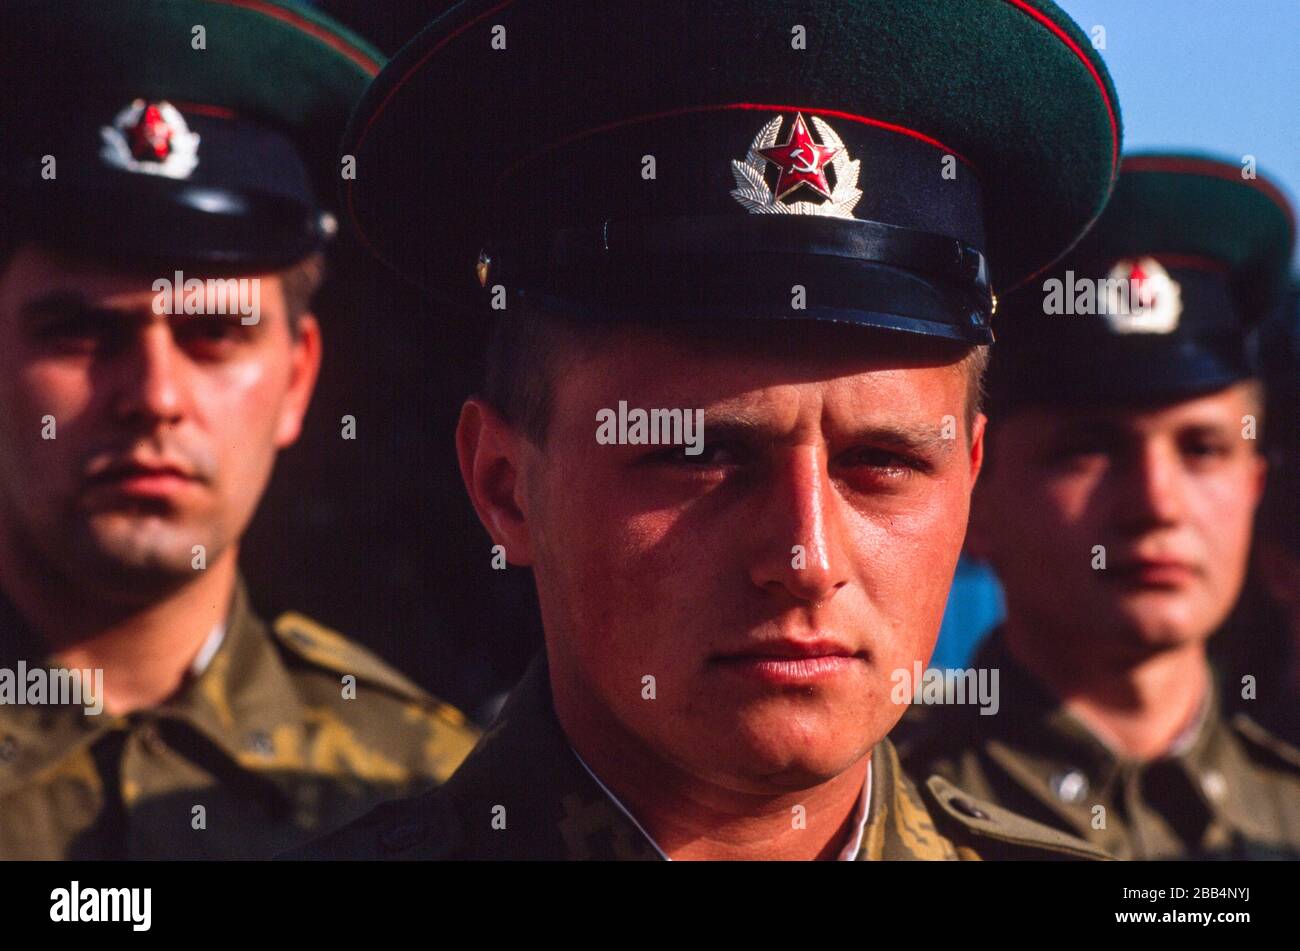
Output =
[
  {"x1": 1183, "y1": 440, "x2": 1230, "y2": 461},
  {"x1": 649, "y1": 442, "x2": 744, "y2": 467},
  {"x1": 34, "y1": 318, "x2": 110, "y2": 351},
  {"x1": 839, "y1": 447, "x2": 926, "y2": 476},
  {"x1": 174, "y1": 319, "x2": 243, "y2": 350}
]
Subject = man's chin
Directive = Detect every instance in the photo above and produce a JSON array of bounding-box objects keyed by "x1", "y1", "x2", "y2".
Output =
[
  {"x1": 67, "y1": 528, "x2": 211, "y2": 598},
  {"x1": 724, "y1": 748, "x2": 869, "y2": 793},
  {"x1": 720, "y1": 717, "x2": 876, "y2": 789},
  {"x1": 1108, "y1": 606, "x2": 1212, "y2": 654}
]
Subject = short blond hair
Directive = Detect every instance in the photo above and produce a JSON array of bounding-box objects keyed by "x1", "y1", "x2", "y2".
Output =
[{"x1": 278, "y1": 251, "x2": 326, "y2": 336}]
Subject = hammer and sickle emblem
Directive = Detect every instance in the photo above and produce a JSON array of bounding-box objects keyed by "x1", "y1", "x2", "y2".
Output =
[{"x1": 789, "y1": 147, "x2": 819, "y2": 173}]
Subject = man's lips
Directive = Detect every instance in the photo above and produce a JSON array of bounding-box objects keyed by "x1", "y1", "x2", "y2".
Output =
[
  {"x1": 711, "y1": 639, "x2": 866, "y2": 685},
  {"x1": 715, "y1": 638, "x2": 861, "y2": 660},
  {"x1": 83, "y1": 458, "x2": 201, "y2": 498},
  {"x1": 1106, "y1": 557, "x2": 1201, "y2": 587}
]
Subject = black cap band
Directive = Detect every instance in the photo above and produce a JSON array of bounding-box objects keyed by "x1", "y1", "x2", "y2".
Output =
[{"x1": 489, "y1": 214, "x2": 994, "y2": 343}]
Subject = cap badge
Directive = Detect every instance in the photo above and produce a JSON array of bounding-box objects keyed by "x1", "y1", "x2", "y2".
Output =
[
  {"x1": 1104, "y1": 257, "x2": 1182, "y2": 334},
  {"x1": 731, "y1": 113, "x2": 861, "y2": 218},
  {"x1": 100, "y1": 100, "x2": 200, "y2": 180}
]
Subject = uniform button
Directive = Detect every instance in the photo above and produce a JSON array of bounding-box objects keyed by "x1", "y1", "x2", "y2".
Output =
[
  {"x1": 1051, "y1": 769, "x2": 1090, "y2": 804},
  {"x1": 1200, "y1": 769, "x2": 1227, "y2": 802},
  {"x1": 247, "y1": 730, "x2": 274, "y2": 756},
  {"x1": 0, "y1": 734, "x2": 16, "y2": 762},
  {"x1": 950, "y1": 797, "x2": 991, "y2": 821}
]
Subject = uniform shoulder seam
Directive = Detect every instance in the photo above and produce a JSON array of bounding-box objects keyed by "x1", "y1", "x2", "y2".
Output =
[
  {"x1": 923, "y1": 774, "x2": 1111, "y2": 860},
  {"x1": 1230, "y1": 712, "x2": 1300, "y2": 771},
  {"x1": 272, "y1": 611, "x2": 427, "y2": 699}
]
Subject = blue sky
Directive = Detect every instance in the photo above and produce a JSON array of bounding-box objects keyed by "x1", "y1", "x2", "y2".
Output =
[{"x1": 1058, "y1": 0, "x2": 1299, "y2": 267}]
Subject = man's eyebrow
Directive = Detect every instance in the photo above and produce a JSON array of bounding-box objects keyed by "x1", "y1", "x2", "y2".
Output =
[
  {"x1": 19, "y1": 291, "x2": 139, "y2": 323},
  {"x1": 1176, "y1": 420, "x2": 1238, "y2": 439},
  {"x1": 19, "y1": 292, "x2": 252, "y2": 327},
  {"x1": 700, "y1": 414, "x2": 956, "y2": 455},
  {"x1": 839, "y1": 424, "x2": 957, "y2": 456},
  {"x1": 1051, "y1": 416, "x2": 1123, "y2": 439}
]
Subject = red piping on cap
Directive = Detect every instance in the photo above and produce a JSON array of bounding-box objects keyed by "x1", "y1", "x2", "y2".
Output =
[
  {"x1": 500, "y1": 103, "x2": 974, "y2": 183},
  {"x1": 1147, "y1": 253, "x2": 1231, "y2": 273},
  {"x1": 999, "y1": 0, "x2": 1122, "y2": 291},
  {"x1": 209, "y1": 0, "x2": 383, "y2": 75},
  {"x1": 346, "y1": 0, "x2": 1123, "y2": 285},
  {"x1": 1001, "y1": 0, "x2": 1119, "y2": 180},
  {"x1": 345, "y1": 0, "x2": 516, "y2": 265},
  {"x1": 172, "y1": 102, "x2": 240, "y2": 119},
  {"x1": 1096, "y1": 253, "x2": 1230, "y2": 274},
  {"x1": 1122, "y1": 156, "x2": 1297, "y2": 239}
]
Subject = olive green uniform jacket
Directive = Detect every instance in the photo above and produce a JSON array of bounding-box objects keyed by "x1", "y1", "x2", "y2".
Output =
[
  {"x1": 288, "y1": 653, "x2": 1110, "y2": 861},
  {"x1": 0, "y1": 577, "x2": 479, "y2": 859},
  {"x1": 897, "y1": 632, "x2": 1300, "y2": 860}
]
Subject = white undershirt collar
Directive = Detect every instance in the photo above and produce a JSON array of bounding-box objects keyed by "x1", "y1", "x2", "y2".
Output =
[
  {"x1": 570, "y1": 746, "x2": 873, "y2": 861},
  {"x1": 189, "y1": 621, "x2": 226, "y2": 677}
]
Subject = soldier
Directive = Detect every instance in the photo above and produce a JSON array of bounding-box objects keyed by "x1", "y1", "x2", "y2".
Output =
[
  {"x1": 292, "y1": 0, "x2": 1122, "y2": 861},
  {"x1": 0, "y1": 0, "x2": 477, "y2": 859},
  {"x1": 900, "y1": 154, "x2": 1300, "y2": 860}
]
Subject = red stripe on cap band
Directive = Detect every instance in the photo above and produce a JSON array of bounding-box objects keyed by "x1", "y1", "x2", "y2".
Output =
[
  {"x1": 173, "y1": 102, "x2": 240, "y2": 119},
  {"x1": 500, "y1": 103, "x2": 975, "y2": 184},
  {"x1": 1139, "y1": 254, "x2": 1230, "y2": 273}
]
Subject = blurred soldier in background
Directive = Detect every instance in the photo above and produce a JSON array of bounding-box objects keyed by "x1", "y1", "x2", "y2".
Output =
[
  {"x1": 0, "y1": 0, "x2": 476, "y2": 859},
  {"x1": 902, "y1": 155, "x2": 1300, "y2": 859}
]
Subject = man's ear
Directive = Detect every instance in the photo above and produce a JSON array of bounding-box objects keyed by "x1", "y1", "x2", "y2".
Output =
[
  {"x1": 968, "y1": 411, "x2": 987, "y2": 487},
  {"x1": 456, "y1": 397, "x2": 535, "y2": 566},
  {"x1": 274, "y1": 312, "x2": 322, "y2": 448},
  {"x1": 965, "y1": 415, "x2": 995, "y2": 562},
  {"x1": 1250, "y1": 449, "x2": 1268, "y2": 509}
]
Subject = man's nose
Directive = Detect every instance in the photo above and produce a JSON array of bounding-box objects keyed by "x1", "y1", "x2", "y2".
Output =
[
  {"x1": 1115, "y1": 440, "x2": 1187, "y2": 530},
  {"x1": 110, "y1": 326, "x2": 188, "y2": 428},
  {"x1": 747, "y1": 445, "x2": 851, "y2": 605}
]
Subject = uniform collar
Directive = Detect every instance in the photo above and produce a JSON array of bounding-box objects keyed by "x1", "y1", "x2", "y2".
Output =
[
  {"x1": 570, "y1": 742, "x2": 874, "y2": 861},
  {"x1": 857, "y1": 731, "x2": 962, "y2": 860},
  {"x1": 0, "y1": 588, "x2": 122, "y2": 794},
  {"x1": 972, "y1": 630, "x2": 1281, "y2": 848},
  {"x1": 0, "y1": 575, "x2": 302, "y2": 812},
  {"x1": 440, "y1": 650, "x2": 959, "y2": 860},
  {"x1": 158, "y1": 576, "x2": 305, "y2": 781},
  {"x1": 437, "y1": 652, "x2": 660, "y2": 860}
]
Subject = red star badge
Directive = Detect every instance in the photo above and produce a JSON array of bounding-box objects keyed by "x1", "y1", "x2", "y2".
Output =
[
  {"x1": 1128, "y1": 262, "x2": 1158, "y2": 309},
  {"x1": 757, "y1": 113, "x2": 839, "y2": 201},
  {"x1": 127, "y1": 103, "x2": 173, "y2": 162}
]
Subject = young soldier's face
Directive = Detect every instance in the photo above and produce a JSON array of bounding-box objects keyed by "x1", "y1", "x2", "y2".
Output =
[
  {"x1": 0, "y1": 243, "x2": 320, "y2": 601},
  {"x1": 462, "y1": 324, "x2": 983, "y2": 790},
  {"x1": 975, "y1": 384, "x2": 1265, "y2": 658}
]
